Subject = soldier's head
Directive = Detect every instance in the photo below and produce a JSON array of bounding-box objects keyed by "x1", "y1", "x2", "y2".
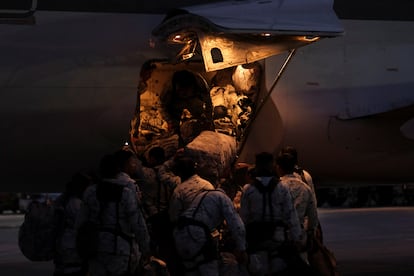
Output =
[
  {"x1": 280, "y1": 145, "x2": 298, "y2": 165},
  {"x1": 113, "y1": 150, "x2": 139, "y2": 177},
  {"x1": 66, "y1": 171, "x2": 94, "y2": 198},
  {"x1": 254, "y1": 152, "x2": 275, "y2": 177},
  {"x1": 172, "y1": 70, "x2": 198, "y2": 100},
  {"x1": 276, "y1": 152, "x2": 296, "y2": 176},
  {"x1": 148, "y1": 146, "x2": 165, "y2": 167},
  {"x1": 173, "y1": 156, "x2": 197, "y2": 181},
  {"x1": 99, "y1": 154, "x2": 120, "y2": 179}
]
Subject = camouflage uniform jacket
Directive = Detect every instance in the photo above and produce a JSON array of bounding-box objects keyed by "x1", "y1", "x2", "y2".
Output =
[
  {"x1": 293, "y1": 167, "x2": 317, "y2": 205},
  {"x1": 140, "y1": 160, "x2": 180, "y2": 219},
  {"x1": 118, "y1": 172, "x2": 142, "y2": 206},
  {"x1": 178, "y1": 189, "x2": 246, "y2": 251},
  {"x1": 169, "y1": 174, "x2": 215, "y2": 222},
  {"x1": 280, "y1": 174, "x2": 318, "y2": 232},
  {"x1": 240, "y1": 176, "x2": 302, "y2": 243},
  {"x1": 77, "y1": 175, "x2": 150, "y2": 257}
]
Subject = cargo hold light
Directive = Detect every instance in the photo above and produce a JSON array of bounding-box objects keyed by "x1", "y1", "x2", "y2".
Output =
[
  {"x1": 172, "y1": 34, "x2": 183, "y2": 42},
  {"x1": 168, "y1": 32, "x2": 198, "y2": 61},
  {"x1": 169, "y1": 32, "x2": 197, "y2": 44},
  {"x1": 301, "y1": 36, "x2": 320, "y2": 42}
]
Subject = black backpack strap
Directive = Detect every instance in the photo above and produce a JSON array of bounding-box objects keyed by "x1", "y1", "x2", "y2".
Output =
[
  {"x1": 176, "y1": 189, "x2": 220, "y2": 264},
  {"x1": 252, "y1": 177, "x2": 278, "y2": 220},
  {"x1": 114, "y1": 201, "x2": 119, "y2": 253},
  {"x1": 155, "y1": 167, "x2": 162, "y2": 213},
  {"x1": 192, "y1": 190, "x2": 211, "y2": 218},
  {"x1": 154, "y1": 167, "x2": 171, "y2": 214},
  {"x1": 95, "y1": 182, "x2": 134, "y2": 251}
]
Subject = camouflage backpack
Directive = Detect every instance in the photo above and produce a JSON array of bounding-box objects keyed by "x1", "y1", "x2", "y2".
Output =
[{"x1": 18, "y1": 197, "x2": 65, "y2": 261}]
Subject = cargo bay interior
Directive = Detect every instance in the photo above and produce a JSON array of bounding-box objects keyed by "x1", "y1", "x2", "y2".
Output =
[{"x1": 129, "y1": 60, "x2": 262, "y2": 185}]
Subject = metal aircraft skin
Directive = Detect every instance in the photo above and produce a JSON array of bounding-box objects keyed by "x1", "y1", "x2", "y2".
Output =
[{"x1": 1, "y1": 0, "x2": 413, "y2": 192}]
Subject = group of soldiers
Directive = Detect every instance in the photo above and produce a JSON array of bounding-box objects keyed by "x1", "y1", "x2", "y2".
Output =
[{"x1": 52, "y1": 144, "x2": 320, "y2": 276}]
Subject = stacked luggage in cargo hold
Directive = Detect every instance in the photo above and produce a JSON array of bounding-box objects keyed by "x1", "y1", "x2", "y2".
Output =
[{"x1": 129, "y1": 61, "x2": 261, "y2": 184}]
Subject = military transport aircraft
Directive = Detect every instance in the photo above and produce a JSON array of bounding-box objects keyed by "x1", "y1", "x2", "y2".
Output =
[{"x1": 0, "y1": 0, "x2": 413, "y2": 192}]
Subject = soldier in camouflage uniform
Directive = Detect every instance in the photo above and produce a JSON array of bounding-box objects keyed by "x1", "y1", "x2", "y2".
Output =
[
  {"x1": 165, "y1": 70, "x2": 214, "y2": 146},
  {"x1": 165, "y1": 156, "x2": 216, "y2": 275},
  {"x1": 239, "y1": 152, "x2": 302, "y2": 275},
  {"x1": 140, "y1": 146, "x2": 179, "y2": 220},
  {"x1": 113, "y1": 150, "x2": 144, "y2": 206},
  {"x1": 279, "y1": 146, "x2": 325, "y2": 245},
  {"x1": 276, "y1": 152, "x2": 319, "y2": 263},
  {"x1": 54, "y1": 172, "x2": 93, "y2": 276},
  {"x1": 77, "y1": 152, "x2": 151, "y2": 276},
  {"x1": 173, "y1": 188, "x2": 247, "y2": 276},
  {"x1": 280, "y1": 146, "x2": 317, "y2": 201},
  {"x1": 140, "y1": 146, "x2": 181, "y2": 275},
  {"x1": 169, "y1": 157, "x2": 215, "y2": 223}
]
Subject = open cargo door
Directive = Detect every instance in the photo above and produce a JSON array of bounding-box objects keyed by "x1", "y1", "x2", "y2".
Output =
[{"x1": 152, "y1": 0, "x2": 343, "y2": 72}]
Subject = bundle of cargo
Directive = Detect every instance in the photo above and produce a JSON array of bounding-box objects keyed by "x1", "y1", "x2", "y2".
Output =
[
  {"x1": 129, "y1": 61, "x2": 262, "y2": 173},
  {"x1": 184, "y1": 130, "x2": 237, "y2": 186}
]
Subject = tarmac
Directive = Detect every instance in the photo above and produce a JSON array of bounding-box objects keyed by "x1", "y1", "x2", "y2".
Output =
[{"x1": 2, "y1": 207, "x2": 414, "y2": 275}]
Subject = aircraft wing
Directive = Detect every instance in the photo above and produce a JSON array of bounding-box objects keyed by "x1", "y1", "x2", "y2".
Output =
[{"x1": 152, "y1": 0, "x2": 344, "y2": 71}]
